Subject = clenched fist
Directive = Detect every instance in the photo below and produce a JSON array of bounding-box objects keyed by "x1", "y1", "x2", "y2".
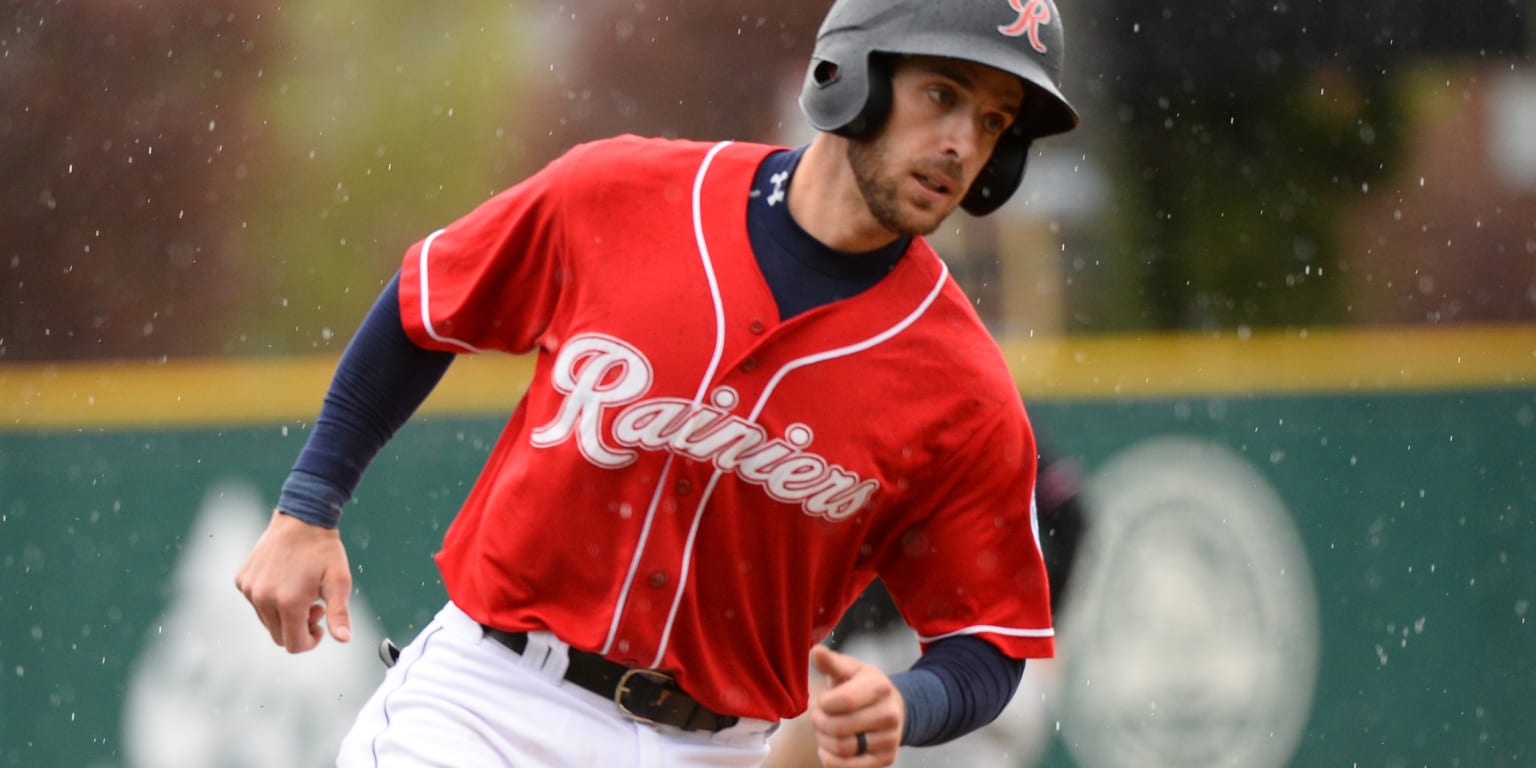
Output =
[{"x1": 808, "y1": 645, "x2": 905, "y2": 767}]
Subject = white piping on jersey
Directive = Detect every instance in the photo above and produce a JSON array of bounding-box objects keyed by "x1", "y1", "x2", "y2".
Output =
[
  {"x1": 747, "y1": 260, "x2": 949, "y2": 422},
  {"x1": 917, "y1": 623, "x2": 1056, "y2": 643},
  {"x1": 1030, "y1": 491, "x2": 1042, "y2": 553},
  {"x1": 650, "y1": 249, "x2": 954, "y2": 668},
  {"x1": 417, "y1": 228, "x2": 485, "y2": 354},
  {"x1": 599, "y1": 452, "x2": 678, "y2": 658},
  {"x1": 650, "y1": 469, "x2": 731, "y2": 668},
  {"x1": 600, "y1": 140, "x2": 734, "y2": 658}
]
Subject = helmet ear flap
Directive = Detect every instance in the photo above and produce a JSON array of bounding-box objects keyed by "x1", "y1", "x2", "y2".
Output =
[
  {"x1": 962, "y1": 133, "x2": 1031, "y2": 216},
  {"x1": 832, "y1": 53, "x2": 894, "y2": 140}
]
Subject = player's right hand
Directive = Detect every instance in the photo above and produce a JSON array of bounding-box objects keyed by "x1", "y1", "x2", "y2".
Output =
[
  {"x1": 809, "y1": 645, "x2": 904, "y2": 767},
  {"x1": 235, "y1": 509, "x2": 353, "y2": 653}
]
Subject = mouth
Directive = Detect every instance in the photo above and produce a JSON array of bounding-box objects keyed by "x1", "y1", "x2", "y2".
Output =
[{"x1": 912, "y1": 171, "x2": 955, "y2": 199}]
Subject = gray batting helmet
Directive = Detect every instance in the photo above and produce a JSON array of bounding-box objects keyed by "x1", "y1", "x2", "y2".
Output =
[{"x1": 799, "y1": 0, "x2": 1080, "y2": 215}]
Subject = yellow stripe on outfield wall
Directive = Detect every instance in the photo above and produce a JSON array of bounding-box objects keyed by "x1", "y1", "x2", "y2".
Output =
[
  {"x1": 2, "y1": 325, "x2": 1533, "y2": 430},
  {"x1": 1002, "y1": 324, "x2": 1536, "y2": 398},
  {"x1": 0, "y1": 355, "x2": 538, "y2": 431}
]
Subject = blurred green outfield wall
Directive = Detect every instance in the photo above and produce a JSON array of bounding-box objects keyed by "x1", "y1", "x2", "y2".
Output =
[{"x1": 1, "y1": 327, "x2": 1532, "y2": 767}]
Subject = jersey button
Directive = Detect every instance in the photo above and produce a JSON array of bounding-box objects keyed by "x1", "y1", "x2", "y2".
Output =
[
  {"x1": 675, "y1": 478, "x2": 693, "y2": 495},
  {"x1": 648, "y1": 571, "x2": 668, "y2": 588},
  {"x1": 749, "y1": 320, "x2": 766, "y2": 335},
  {"x1": 741, "y1": 356, "x2": 758, "y2": 372}
]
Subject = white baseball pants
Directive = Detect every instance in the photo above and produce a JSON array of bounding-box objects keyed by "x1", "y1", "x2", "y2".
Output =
[{"x1": 336, "y1": 601, "x2": 775, "y2": 767}]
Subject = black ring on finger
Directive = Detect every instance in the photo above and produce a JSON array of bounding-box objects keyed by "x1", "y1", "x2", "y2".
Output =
[{"x1": 856, "y1": 731, "x2": 868, "y2": 756}]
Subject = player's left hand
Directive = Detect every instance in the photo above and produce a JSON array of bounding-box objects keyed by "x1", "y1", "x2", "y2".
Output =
[{"x1": 808, "y1": 645, "x2": 904, "y2": 767}]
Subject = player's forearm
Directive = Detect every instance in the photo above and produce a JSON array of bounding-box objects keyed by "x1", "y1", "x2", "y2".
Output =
[
  {"x1": 891, "y1": 635, "x2": 1026, "y2": 746},
  {"x1": 278, "y1": 272, "x2": 455, "y2": 528}
]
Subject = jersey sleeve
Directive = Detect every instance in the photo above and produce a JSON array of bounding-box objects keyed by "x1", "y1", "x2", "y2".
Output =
[
  {"x1": 876, "y1": 401, "x2": 1055, "y2": 660},
  {"x1": 397, "y1": 147, "x2": 578, "y2": 355}
]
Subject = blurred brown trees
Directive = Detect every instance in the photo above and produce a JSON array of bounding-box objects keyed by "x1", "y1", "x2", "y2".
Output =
[
  {"x1": 1074, "y1": 0, "x2": 1533, "y2": 331},
  {"x1": 1, "y1": 1, "x2": 275, "y2": 360},
  {"x1": 3, "y1": 0, "x2": 1529, "y2": 362},
  {"x1": 519, "y1": 0, "x2": 825, "y2": 166},
  {"x1": 0, "y1": 0, "x2": 826, "y2": 362}
]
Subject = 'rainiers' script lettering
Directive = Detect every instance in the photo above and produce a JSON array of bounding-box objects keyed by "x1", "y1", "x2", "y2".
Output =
[{"x1": 530, "y1": 334, "x2": 879, "y2": 520}]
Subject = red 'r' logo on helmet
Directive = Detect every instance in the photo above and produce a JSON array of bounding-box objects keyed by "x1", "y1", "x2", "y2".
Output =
[{"x1": 998, "y1": 0, "x2": 1052, "y2": 53}]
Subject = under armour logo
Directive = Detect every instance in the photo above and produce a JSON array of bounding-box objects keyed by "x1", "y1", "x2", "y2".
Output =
[
  {"x1": 998, "y1": 0, "x2": 1052, "y2": 54},
  {"x1": 767, "y1": 170, "x2": 789, "y2": 206}
]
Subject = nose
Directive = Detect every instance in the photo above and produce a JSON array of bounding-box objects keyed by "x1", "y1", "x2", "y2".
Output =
[{"x1": 939, "y1": 112, "x2": 988, "y2": 166}]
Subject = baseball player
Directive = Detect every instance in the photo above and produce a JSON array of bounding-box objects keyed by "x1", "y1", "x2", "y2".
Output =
[{"x1": 235, "y1": 0, "x2": 1079, "y2": 766}]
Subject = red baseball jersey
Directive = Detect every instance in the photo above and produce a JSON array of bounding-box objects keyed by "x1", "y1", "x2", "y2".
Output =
[{"x1": 397, "y1": 135, "x2": 1053, "y2": 721}]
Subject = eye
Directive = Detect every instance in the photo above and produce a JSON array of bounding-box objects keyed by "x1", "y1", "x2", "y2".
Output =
[
  {"x1": 982, "y1": 113, "x2": 1011, "y2": 135},
  {"x1": 926, "y1": 85, "x2": 955, "y2": 106}
]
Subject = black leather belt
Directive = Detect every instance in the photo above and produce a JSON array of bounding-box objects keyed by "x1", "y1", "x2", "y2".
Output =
[{"x1": 482, "y1": 627, "x2": 739, "y2": 733}]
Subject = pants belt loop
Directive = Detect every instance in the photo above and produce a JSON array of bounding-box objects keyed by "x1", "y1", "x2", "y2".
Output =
[{"x1": 519, "y1": 630, "x2": 570, "y2": 683}]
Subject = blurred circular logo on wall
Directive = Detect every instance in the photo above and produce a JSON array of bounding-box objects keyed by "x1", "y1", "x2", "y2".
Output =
[{"x1": 1057, "y1": 435, "x2": 1319, "y2": 768}]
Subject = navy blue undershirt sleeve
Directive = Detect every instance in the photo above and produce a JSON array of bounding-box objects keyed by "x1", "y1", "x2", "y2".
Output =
[
  {"x1": 891, "y1": 635, "x2": 1027, "y2": 746},
  {"x1": 276, "y1": 273, "x2": 456, "y2": 528}
]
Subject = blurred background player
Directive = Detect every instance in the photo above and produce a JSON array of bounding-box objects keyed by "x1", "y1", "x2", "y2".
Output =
[{"x1": 766, "y1": 447, "x2": 1091, "y2": 768}]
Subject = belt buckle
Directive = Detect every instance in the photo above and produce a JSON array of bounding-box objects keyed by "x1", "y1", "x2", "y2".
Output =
[{"x1": 614, "y1": 667, "x2": 675, "y2": 726}]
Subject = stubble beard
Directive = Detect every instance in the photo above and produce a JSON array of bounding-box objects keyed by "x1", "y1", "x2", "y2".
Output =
[{"x1": 846, "y1": 137, "x2": 953, "y2": 238}]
